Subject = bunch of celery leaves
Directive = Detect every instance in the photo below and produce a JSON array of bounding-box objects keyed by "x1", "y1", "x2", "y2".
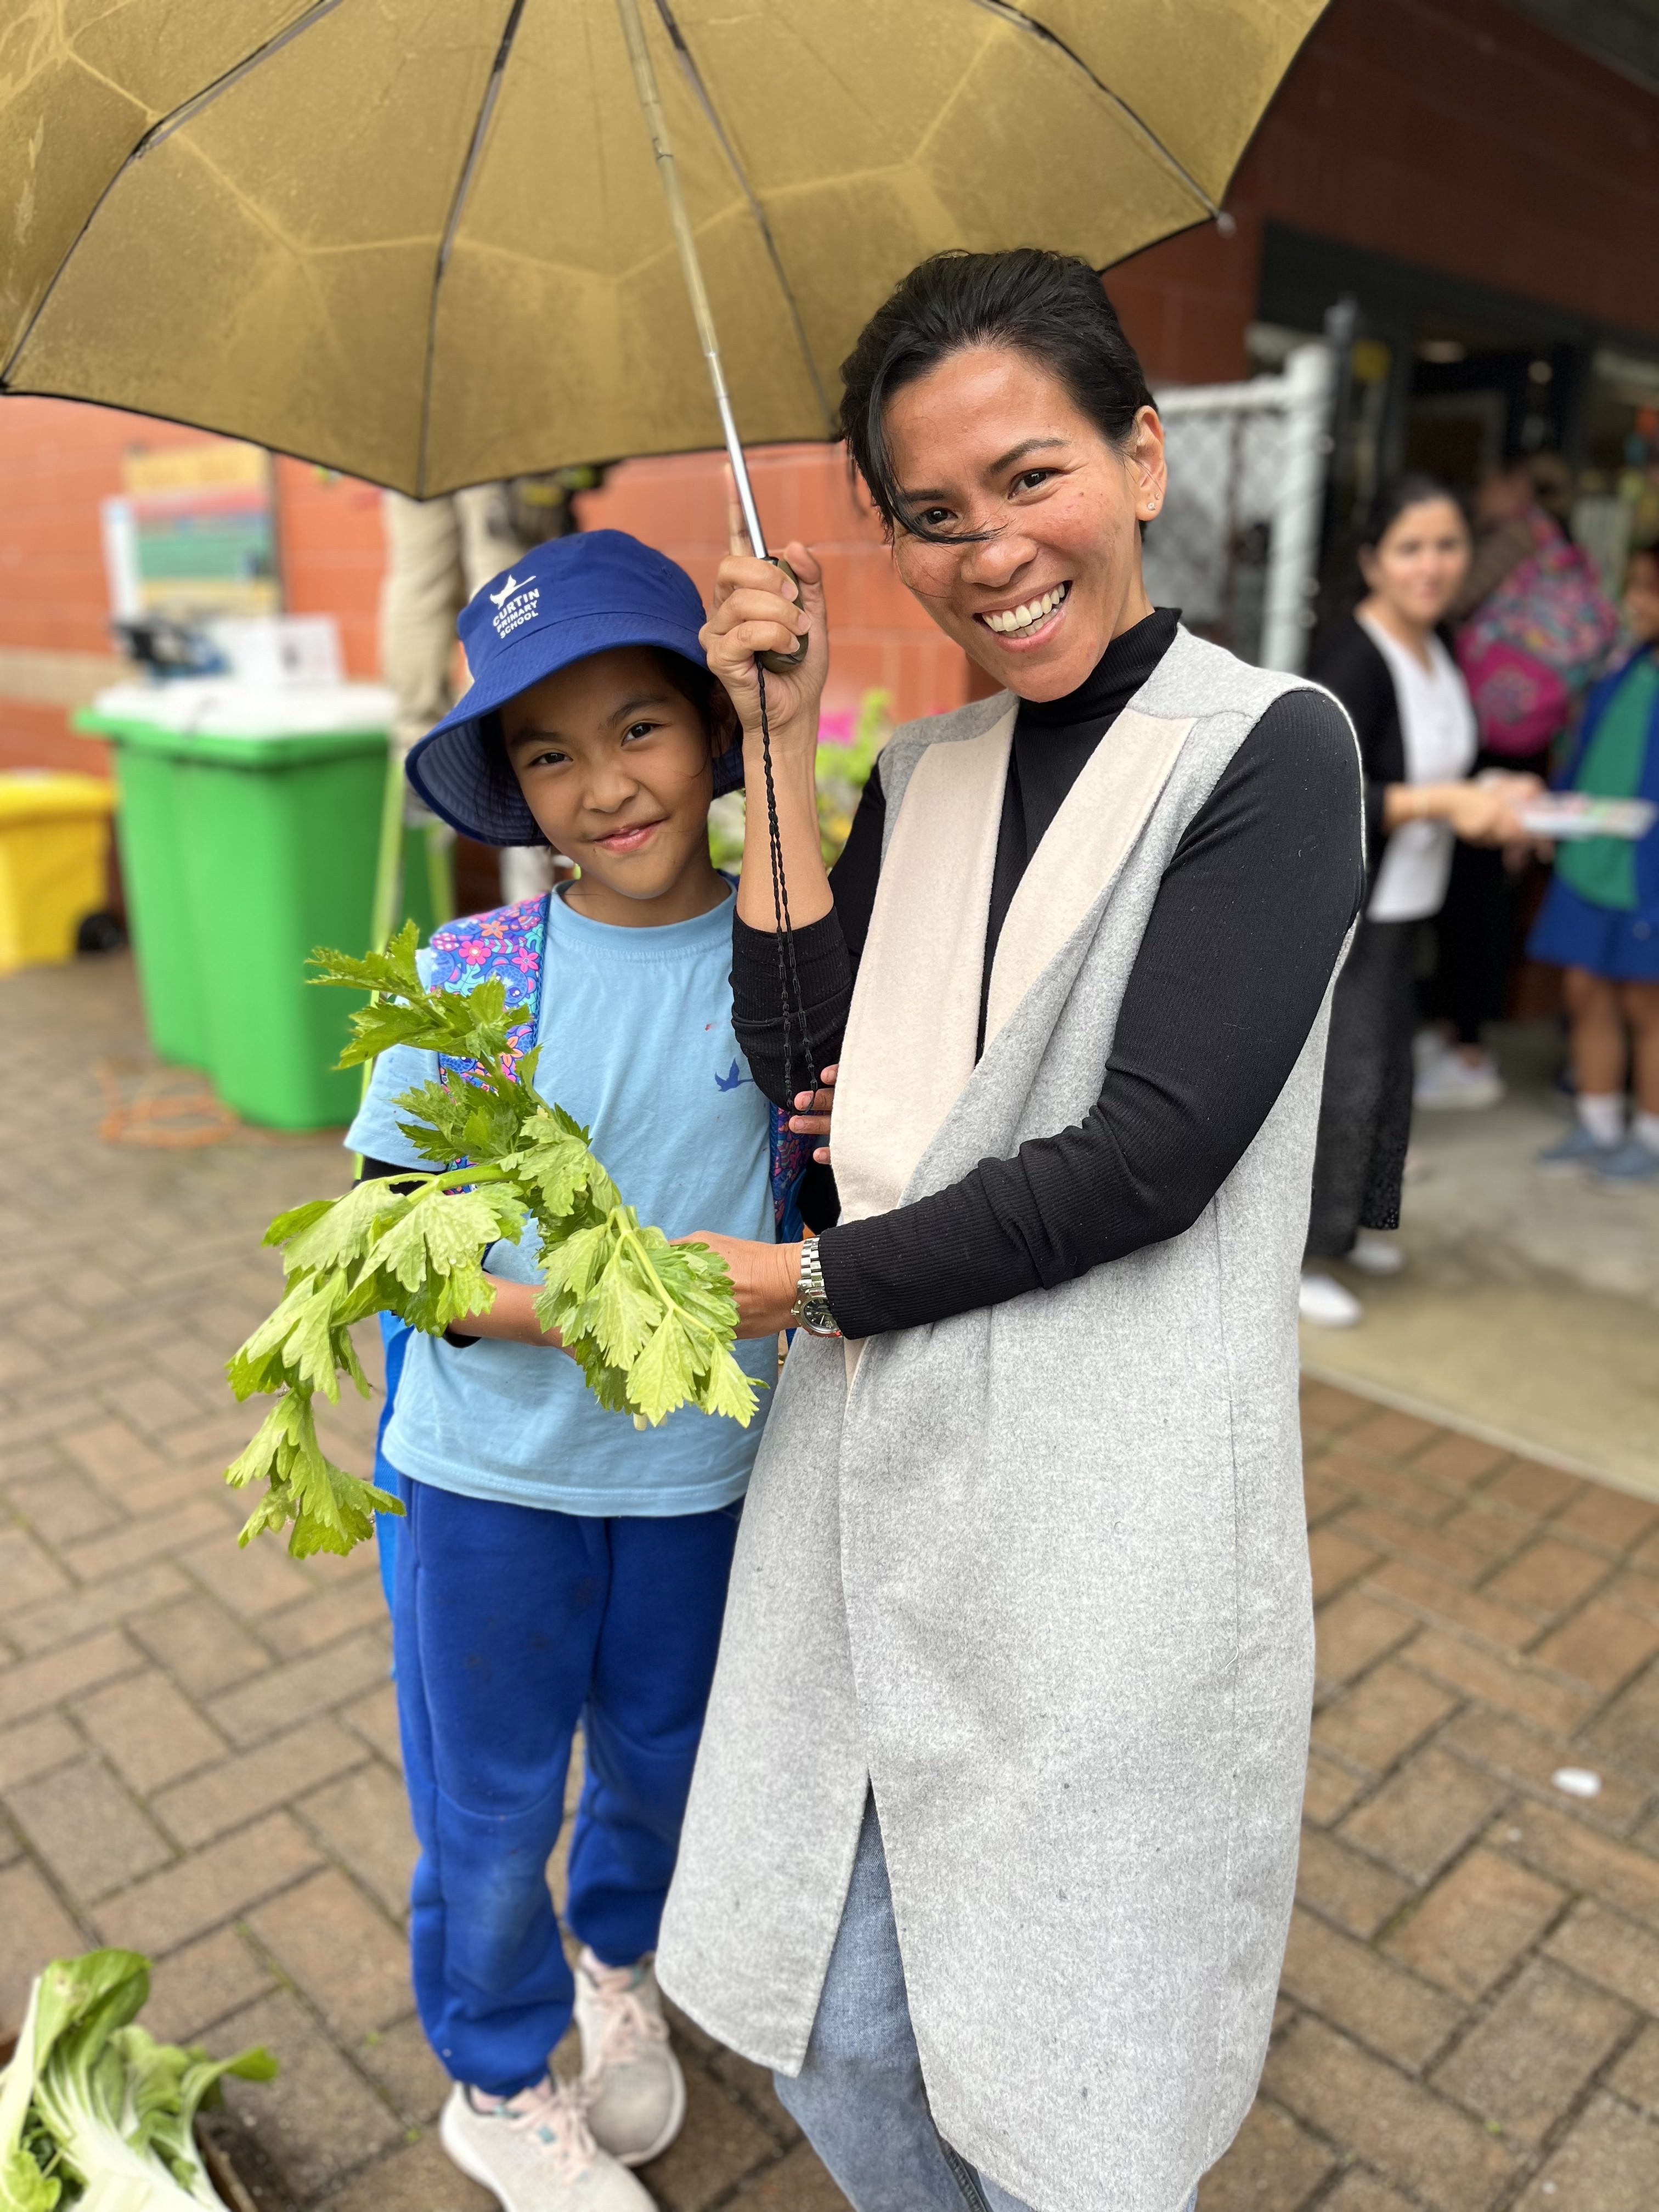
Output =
[
  {"x1": 0, "y1": 1949, "x2": 274, "y2": 2211},
  {"x1": 223, "y1": 927, "x2": 758, "y2": 1560}
]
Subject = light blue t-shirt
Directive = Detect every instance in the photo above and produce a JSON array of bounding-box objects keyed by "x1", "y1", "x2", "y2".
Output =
[{"x1": 344, "y1": 885, "x2": 777, "y2": 1515}]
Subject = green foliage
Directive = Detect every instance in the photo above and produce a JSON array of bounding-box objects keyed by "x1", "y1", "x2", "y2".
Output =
[
  {"x1": 706, "y1": 686, "x2": 892, "y2": 872},
  {"x1": 0, "y1": 1948, "x2": 275, "y2": 2211},
  {"x1": 816, "y1": 687, "x2": 891, "y2": 864},
  {"x1": 224, "y1": 923, "x2": 759, "y2": 1559}
]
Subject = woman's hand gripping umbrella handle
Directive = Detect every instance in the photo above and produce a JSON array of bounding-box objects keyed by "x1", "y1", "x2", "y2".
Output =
[
  {"x1": 703, "y1": 492, "x2": 834, "y2": 944},
  {"x1": 758, "y1": 555, "x2": 809, "y2": 674}
]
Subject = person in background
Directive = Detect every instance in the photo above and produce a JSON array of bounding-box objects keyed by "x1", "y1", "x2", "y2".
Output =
[
  {"x1": 1528, "y1": 540, "x2": 1659, "y2": 1182},
  {"x1": 1417, "y1": 453, "x2": 1618, "y2": 1107},
  {"x1": 373, "y1": 484, "x2": 552, "y2": 1610},
  {"x1": 381, "y1": 481, "x2": 572, "y2": 907},
  {"x1": 1302, "y1": 475, "x2": 1541, "y2": 1330}
]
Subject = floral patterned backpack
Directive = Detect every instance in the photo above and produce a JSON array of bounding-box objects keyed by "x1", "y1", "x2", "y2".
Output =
[{"x1": 1457, "y1": 514, "x2": 1620, "y2": 757}]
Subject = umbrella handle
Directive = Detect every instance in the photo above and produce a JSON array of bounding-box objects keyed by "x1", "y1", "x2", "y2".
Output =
[{"x1": 759, "y1": 555, "x2": 809, "y2": 675}]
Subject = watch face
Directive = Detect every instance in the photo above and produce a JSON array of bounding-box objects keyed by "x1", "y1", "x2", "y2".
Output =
[{"x1": 801, "y1": 1294, "x2": 840, "y2": 1338}]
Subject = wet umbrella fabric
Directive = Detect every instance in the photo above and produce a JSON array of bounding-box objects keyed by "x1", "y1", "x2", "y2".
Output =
[{"x1": 1, "y1": 0, "x2": 1327, "y2": 496}]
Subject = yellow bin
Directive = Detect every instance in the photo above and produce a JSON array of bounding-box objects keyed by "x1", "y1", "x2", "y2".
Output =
[{"x1": 0, "y1": 772, "x2": 116, "y2": 974}]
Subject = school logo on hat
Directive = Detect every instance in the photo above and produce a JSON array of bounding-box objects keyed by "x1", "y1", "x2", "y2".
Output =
[
  {"x1": 490, "y1": 572, "x2": 539, "y2": 640},
  {"x1": 408, "y1": 527, "x2": 742, "y2": 844}
]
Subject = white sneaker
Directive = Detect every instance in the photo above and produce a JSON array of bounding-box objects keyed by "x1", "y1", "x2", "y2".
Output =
[
  {"x1": 1414, "y1": 1047, "x2": 1505, "y2": 1111},
  {"x1": 439, "y1": 2078, "x2": 653, "y2": 2211},
  {"x1": 1300, "y1": 1271, "x2": 1363, "y2": 1328},
  {"x1": 574, "y1": 1950, "x2": 686, "y2": 2168},
  {"x1": 1347, "y1": 1232, "x2": 1406, "y2": 1277}
]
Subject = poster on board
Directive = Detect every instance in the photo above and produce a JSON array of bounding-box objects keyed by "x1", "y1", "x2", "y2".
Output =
[{"x1": 100, "y1": 441, "x2": 280, "y2": 625}]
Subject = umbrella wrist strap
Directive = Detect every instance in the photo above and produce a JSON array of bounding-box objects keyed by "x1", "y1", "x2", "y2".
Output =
[{"x1": 755, "y1": 666, "x2": 817, "y2": 1115}]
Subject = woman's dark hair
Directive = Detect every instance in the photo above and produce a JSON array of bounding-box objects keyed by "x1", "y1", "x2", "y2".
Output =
[
  {"x1": 838, "y1": 249, "x2": 1154, "y2": 543},
  {"x1": 1358, "y1": 472, "x2": 1468, "y2": 552},
  {"x1": 480, "y1": 649, "x2": 737, "y2": 843}
]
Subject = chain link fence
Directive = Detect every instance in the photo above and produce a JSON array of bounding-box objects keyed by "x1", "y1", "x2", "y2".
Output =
[{"x1": 1143, "y1": 345, "x2": 1335, "y2": 673}]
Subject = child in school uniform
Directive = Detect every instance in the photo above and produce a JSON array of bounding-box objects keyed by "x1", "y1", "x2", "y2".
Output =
[
  {"x1": 1531, "y1": 540, "x2": 1659, "y2": 1182},
  {"x1": 347, "y1": 530, "x2": 806, "y2": 2212}
]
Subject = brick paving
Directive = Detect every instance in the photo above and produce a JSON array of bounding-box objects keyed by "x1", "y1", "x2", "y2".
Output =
[{"x1": 4, "y1": 953, "x2": 1659, "y2": 2212}]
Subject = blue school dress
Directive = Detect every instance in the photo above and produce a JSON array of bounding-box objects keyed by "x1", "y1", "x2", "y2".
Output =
[{"x1": 1530, "y1": 645, "x2": 1659, "y2": 981}]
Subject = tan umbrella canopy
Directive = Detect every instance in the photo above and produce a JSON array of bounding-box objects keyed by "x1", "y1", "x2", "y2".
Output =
[{"x1": 1, "y1": 0, "x2": 1327, "y2": 501}]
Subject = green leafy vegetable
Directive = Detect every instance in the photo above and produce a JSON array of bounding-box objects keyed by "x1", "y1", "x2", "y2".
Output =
[
  {"x1": 0, "y1": 1948, "x2": 274, "y2": 2212},
  {"x1": 223, "y1": 923, "x2": 760, "y2": 1559}
]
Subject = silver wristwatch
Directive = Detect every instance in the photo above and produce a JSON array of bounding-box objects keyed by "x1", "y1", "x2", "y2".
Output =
[{"x1": 791, "y1": 1237, "x2": 843, "y2": 1338}]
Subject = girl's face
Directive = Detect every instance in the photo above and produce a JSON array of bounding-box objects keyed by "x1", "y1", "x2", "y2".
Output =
[
  {"x1": 500, "y1": 646, "x2": 725, "y2": 926},
  {"x1": 880, "y1": 344, "x2": 1166, "y2": 701},
  {"x1": 1474, "y1": 464, "x2": 1532, "y2": 529},
  {"x1": 1359, "y1": 498, "x2": 1471, "y2": 631}
]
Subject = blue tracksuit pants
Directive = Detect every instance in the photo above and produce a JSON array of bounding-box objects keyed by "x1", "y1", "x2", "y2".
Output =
[{"x1": 391, "y1": 1471, "x2": 740, "y2": 2096}]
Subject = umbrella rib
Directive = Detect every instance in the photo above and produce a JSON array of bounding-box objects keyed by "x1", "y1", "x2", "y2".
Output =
[
  {"x1": 0, "y1": 0, "x2": 350, "y2": 388},
  {"x1": 650, "y1": 0, "x2": 836, "y2": 439},
  {"x1": 959, "y1": 0, "x2": 1224, "y2": 221},
  {"x1": 416, "y1": 0, "x2": 529, "y2": 499}
]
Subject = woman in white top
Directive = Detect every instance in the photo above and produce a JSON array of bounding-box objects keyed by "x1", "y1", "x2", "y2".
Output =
[{"x1": 1302, "y1": 476, "x2": 1540, "y2": 1327}]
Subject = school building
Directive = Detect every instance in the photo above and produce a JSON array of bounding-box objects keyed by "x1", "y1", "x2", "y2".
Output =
[{"x1": 2, "y1": 0, "x2": 1657, "y2": 779}]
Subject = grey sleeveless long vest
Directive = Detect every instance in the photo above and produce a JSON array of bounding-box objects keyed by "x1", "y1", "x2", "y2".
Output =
[{"x1": 658, "y1": 628, "x2": 1361, "y2": 2212}]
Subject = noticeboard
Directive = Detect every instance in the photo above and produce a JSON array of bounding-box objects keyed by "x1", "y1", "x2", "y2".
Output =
[{"x1": 101, "y1": 441, "x2": 280, "y2": 623}]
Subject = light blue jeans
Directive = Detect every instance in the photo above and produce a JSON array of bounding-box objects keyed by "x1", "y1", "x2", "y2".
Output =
[{"x1": 775, "y1": 1797, "x2": 1201, "y2": 2212}]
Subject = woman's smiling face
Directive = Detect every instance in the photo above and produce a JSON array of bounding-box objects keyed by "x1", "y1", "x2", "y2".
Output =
[
  {"x1": 882, "y1": 344, "x2": 1166, "y2": 701},
  {"x1": 1358, "y1": 496, "x2": 1471, "y2": 633}
]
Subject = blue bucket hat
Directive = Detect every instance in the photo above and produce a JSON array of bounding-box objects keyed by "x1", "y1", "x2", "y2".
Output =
[{"x1": 405, "y1": 528, "x2": 740, "y2": 844}]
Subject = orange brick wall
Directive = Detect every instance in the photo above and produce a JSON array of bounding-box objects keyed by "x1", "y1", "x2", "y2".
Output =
[
  {"x1": 4, "y1": 0, "x2": 1657, "y2": 772},
  {"x1": 1109, "y1": 0, "x2": 1659, "y2": 386},
  {"x1": 0, "y1": 400, "x2": 205, "y2": 663},
  {"x1": 273, "y1": 456, "x2": 388, "y2": 681}
]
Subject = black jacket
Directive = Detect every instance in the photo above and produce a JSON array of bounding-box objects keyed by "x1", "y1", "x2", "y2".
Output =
[{"x1": 1309, "y1": 612, "x2": 1404, "y2": 883}]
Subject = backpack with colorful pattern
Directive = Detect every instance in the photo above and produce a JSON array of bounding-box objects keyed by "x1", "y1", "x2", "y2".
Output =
[
  {"x1": 1457, "y1": 515, "x2": 1620, "y2": 757},
  {"x1": 427, "y1": 894, "x2": 811, "y2": 1240}
]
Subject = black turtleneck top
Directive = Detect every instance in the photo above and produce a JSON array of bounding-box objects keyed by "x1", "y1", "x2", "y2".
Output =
[{"x1": 730, "y1": 610, "x2": 1364, "y2": 1339}]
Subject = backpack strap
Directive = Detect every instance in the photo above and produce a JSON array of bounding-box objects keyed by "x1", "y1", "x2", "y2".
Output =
[
  {"x1": 427, "y1": 888, "x2": 812, "y2": 1239},
  {"x1": 770, "y1": 1109, "x2": 811, "y2": 1243}
]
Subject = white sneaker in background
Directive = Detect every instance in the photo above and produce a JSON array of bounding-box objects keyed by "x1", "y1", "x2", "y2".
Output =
[
  {"x1": 1347, "y1": 1232, "x2": 1406, "y2": 1277},
  {"x1": 574, "y1": 1950, "x2": 686, "y2": 2168},
  {"x1": 1299, "y1": 1271, "x2": 1364, "y2": 1329},
  {"x1": 1414, "y1": 1047, "x2": 1505, "y2": 1111},
  {"x1": 439, "y1": 2077, "x2": 653, "y2": 2211}
]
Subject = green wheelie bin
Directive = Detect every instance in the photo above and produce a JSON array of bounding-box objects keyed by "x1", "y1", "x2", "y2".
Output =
[{"x1": 77, "y1": 682, "x2": 401, "y2": 1129}]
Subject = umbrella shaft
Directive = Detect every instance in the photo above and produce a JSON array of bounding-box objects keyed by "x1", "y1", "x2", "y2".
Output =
[{"x1": 616, "y1": 0, "x2": 769, "y2": 560}]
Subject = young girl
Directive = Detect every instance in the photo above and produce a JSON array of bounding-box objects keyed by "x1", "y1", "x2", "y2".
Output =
[
  {"x1": 1530, "y1": 540, "x2": 1659, "y2": 1181},
  {"x1": 347, "y1": 528, "x2": 803, "y2": 2212}
]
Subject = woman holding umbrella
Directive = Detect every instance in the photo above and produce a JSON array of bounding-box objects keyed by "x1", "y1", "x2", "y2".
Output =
[{"x1": 657, "y1": 250, "x2": 1365, "y2": 2212}]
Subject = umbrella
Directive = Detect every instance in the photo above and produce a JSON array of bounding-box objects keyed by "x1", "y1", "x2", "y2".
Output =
[
  {"x1": 3, "y1": 0, "x2": 1328, "y2": 1088},
  {"x1": 2, "y1": 0, "x2": 1328, "y2": 517}
]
